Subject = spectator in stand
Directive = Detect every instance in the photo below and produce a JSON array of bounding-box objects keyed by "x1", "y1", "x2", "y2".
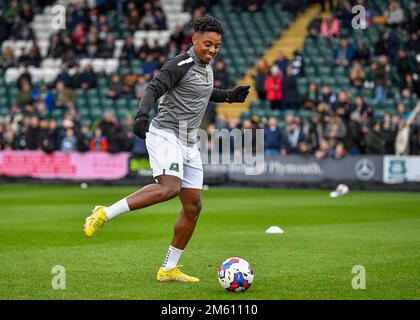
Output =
[
  {"x1": 68, "y1": 0, "x2": 89, "y2": 31},
  {"x1": 20, "y1": 44, "x2": 42, "y2": 67},
  {"x1": 320, "y1": 13, "x2": 340, "y2": 38},
  {"x1": 126, "y1": 6, "x2": 140, "y2": 31},
  {"x1": 324, "y1": 115, "x2": 347, "y2": 145},
  {"x1": 166, "y1": 41, "x2": 178, "y2": 60},
  {"x1": 350, "y1": 96, "x2": 372, "y2": 124},
  {"x1": 318, "y1": 84, "x2": 336, "y2": 106},
  {"x1": 13, "y1": 20, "x2": 35, "y2": 40},
  {"x1": 135, "y1": 75, "x2": 148, "y2": 99},
  {"x1": 290, "y1": 50, "x2": 304, "y2": 76},
  {"x1": 32, "y1": 84, "x2": 55, "y2": 113},
  {"x1": 336, "y1": 0, "x2": 354, "y2": 29},
  {"x1": 38, "y1": 118, "x2": 54, "y2": 153},
  {"x1": 72, "y1": 23, "x2": 86, "y2": 44},
  {"x1": 213, "y1": 60, "x2": 228, "y2": 90},
  {"x1": 364, "y1": 121, "x2": 385, "y2": 154},
  {"x1": 120, "y1": 73, "x2": 137, "y2": 99},
  {"x1": 375, "y1": 31, "x2": 400, "y2": 61},
  {"x1": 61, "y1": 128, "x2": 77, "y2": 152},
  {"x1": 282, "y1": 66, "x2": 299, "y2": 110},
  {"x1": 138, "y1": 37, "x2": 151, "y2": 60},
  {"x1": 140, "y1": 10, "x2": 155, "y2": 30},
  {"x1": 74, "y1": 34, "x2": 89, "y2": 58},
  {"x1": 264, "y1": 117, "x2": 283, "y2": 157},
  {"x1": 381, "y1": 119, "x2": 396, "y2": 155},
  {"x1": 25, "y1": 116, "x2": 40, "y2": 150},
  {"x1": 254, "y1": 59, "x2": 269, "y2": 100},
  {"x1": 89, "y1": 127, "x2": 109, "y2": 152},
  {"x1": 314, "y1": 138, "x2": 331, "y2": 159},
  {"x1": 353, "y1": 41, "x2": 371, "y2": 65},
  {"x1": 77, "y1": 123, "x2": 91, "y2": 152},
  {"x1": 98, "y1": 33, "x2": 115, "y2": 58},
  {"x1": 142, "y1": 54, "x2": 159, "y2": 76},
  {"x1": 20, "y1": 2, "x2": 34, "y2": 23},
  {"x1": 170, "y1": 26, "x2": 185, "y2": 49},
  {"x1": 334, "y1": 37, "x2": 354, "y2": 67},
  {"x1": 16, "y1": 80, "x2": 33, "y2": 106},
  {"x1": 98, "y1": 111, "x2": 121, "y2": 153},
  {"x1": 333, "y1": 91, "x2": 352, "y2": 119},
  {"x1": 264, "y1": 64, "x2": 283, "y2": 110},
  {"x1": 349, "y1": 61, "x2": 366, "y2": 88},
  {"x1": 17, "y1": 65, "x2": 32, "y2": 89},
  {"x1": 303, "y1": 82, "x2": 319, "y2": 110},
  {"x1": 405, "y1": 11, "x2": 420, "y2": 35},
  {"x1": 330, "y1": 142, "x2": 347, "y2": 159},
  {"x1": 401, "y1": 74, "x2": 419, "y2": 99},
  {"x1": 0, "y1": 45, "x2": 16, "y2": 69},
  {"x1": 79, "y1": 64, "x2": 97, "y2": 89},
  {"x1": 55, "y1": 81, "x2": 75, "y2": 110},
  {"x1": 4, "y1": 1, "x2": 20, "y2": 29},
  {"x1": 395, "y1": 49, "x2": 415, "y2": 84},
  {"x1": 154, "y1": 9, "x2": 167, "y2": 30},
  {"x1": 404, "y1": 32, "x2": 420, "y2": 55},
  {"x1": 282, "y1": 118, "x2": 306, "y2": 154},
  {"x1": 106, "y1": 74, "x2": 123, "y2": 99},
  {"x1": 121, "y1": 36, "x2": 137, "y2": 62},
  {"x1": 396, "y1": 103, "x2": 410, "y2": 120},
  {"x1": 307, "y1": 12, "x2": 322, "y2": 39},
  {"x1": 48, "y1": 34, "x2": 64, "y2": 58},
  {"x1": 274, "y1": 50, "x2": 289, "y2": 76},
  {"x1": 372, "y1": 55, "x2": 390, "y2": 102},
  {"x1": 384, "y1": 1, "x2": 405, "y2": 28}
]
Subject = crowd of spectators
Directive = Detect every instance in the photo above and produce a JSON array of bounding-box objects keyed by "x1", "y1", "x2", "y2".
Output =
[
  {"x1": 1, "y1": 0, "x2": 419, "y2": 158},
  {"x1": 248, "y1": 0, "x2": 420, "y2": 157},
  {"x1": 0, "y1": 0, "x2": 229, "y2": 155}
]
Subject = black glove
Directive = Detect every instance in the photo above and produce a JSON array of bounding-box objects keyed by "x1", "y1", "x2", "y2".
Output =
[
  {"x1": 227, "y1": 85, "x2": 250, "y2": 103},
  {"x1": 133, "y1": 113, "x2": 149, "y2": 139}
]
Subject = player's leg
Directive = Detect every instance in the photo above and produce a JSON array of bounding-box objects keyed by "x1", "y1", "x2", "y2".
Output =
[
  {"x1": 83, "y1": 175, "x2": 182, "y2": 237},
  {"x1": 83, "y1": 126, "x2": 183, "y2": 237},
  {"x1": 157, "y1": 188, "x2": 202, "y2": 282},
  {"x1": 171, "y1": 188, "x2": 202, "y2": 250},
  {"x1": 157, "y1": 149, "x2": 203, "y2": 282}
]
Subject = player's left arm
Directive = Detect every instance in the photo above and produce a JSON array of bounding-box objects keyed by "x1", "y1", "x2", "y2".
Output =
[{"x1": 210, "y1": 86, "x2": 250, "y2": 103}]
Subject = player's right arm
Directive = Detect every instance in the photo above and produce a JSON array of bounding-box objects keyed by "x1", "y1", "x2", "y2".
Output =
[{"x1": 134, "y1": 54, "x2": 194, "y2": 139}]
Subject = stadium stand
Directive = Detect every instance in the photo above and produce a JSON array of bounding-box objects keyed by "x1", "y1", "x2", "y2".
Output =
[{"x1": 0, "y1": 0, "x2": 419, "y2": 157}]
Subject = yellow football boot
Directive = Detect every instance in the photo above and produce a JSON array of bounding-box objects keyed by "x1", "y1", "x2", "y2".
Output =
[
  {"x1": 83, "y1": 206, "x2": 108, "y2": 237},
  {"x1": 157, "y1": 265, "x2": 199, "y2": 282}
]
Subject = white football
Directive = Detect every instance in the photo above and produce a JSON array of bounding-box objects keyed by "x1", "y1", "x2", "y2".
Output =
[{"x1": 218, "y1": 257, "x2": 254, "y2": 292}]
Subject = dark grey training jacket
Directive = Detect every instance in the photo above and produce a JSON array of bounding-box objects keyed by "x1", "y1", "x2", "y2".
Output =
[{"x1": 138, "y1": 46, "x2": 231, "y2": 145}]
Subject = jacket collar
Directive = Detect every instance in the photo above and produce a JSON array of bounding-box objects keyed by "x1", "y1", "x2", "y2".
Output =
[{"x1": 188, "y1": 46, "x2": 207, "y2": 66}]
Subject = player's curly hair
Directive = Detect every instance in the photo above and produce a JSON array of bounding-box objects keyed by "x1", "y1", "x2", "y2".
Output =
[{"x1": 191, "y1": 15, "x2": 225, "y2": 35}]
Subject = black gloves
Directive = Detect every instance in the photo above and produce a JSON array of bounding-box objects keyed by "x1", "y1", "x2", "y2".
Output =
[
  {"x1": 133, "y1": 113, "x2": 149, "y2": 139},
  {"x1": 227, "y1": 85, "x2": 250, "y2": 103}
]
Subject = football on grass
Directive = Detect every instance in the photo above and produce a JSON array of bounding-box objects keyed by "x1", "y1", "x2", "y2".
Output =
[{"x1": 218, "y1": 257, "x2": 254, "y2": 292}]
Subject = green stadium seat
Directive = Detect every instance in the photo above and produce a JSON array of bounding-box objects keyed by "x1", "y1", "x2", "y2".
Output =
[
  {"x1": 87, "y1": 97, "x2": 100, "y2": 107},
  {"x1": 90, "y1": 107, "x2": 102, "y2": 118}
]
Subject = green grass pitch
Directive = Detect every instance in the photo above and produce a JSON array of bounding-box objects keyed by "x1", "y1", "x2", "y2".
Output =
[{"x1": 0, "y1": 185, "x2": 419, "y2": 300}]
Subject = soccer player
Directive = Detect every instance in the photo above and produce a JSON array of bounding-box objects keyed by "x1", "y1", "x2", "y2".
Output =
[{"x1": 83, "y1": 16, "x2": 250, "y2": 282}]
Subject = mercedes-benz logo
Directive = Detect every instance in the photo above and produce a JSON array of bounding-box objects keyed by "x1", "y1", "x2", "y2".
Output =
[{"x1": 355, "y1": 159, "x2": 375, "y2": 181}]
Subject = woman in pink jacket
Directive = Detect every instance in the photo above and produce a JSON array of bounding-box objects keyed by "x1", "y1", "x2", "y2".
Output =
[{"x1": 320, "y1": 14, "x2": 340, "y2": 38}]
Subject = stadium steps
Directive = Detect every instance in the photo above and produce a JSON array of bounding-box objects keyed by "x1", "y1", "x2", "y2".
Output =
[{"x1": 216, "y1": 4, "x2": 320, "y2": 120}]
